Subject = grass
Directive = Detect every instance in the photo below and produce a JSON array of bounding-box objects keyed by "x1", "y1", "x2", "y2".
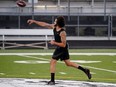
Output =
[
  {"x1": 0, "y1": 50, "x2": 116, "y2": 83},
  {"x1": 0, "y1": 49, "x2": 116, "y2": 53}
]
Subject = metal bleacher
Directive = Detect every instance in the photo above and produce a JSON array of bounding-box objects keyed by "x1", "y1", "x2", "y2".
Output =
[
  {"x1": 0, "y1": 0, "x2": 116, "y2": 15},
  {"x1": 0, "y1": 29, "x2": 53, "y2": 49},
  {"x1": 0, "y1": 0, "x2": 116, "y2": 49}
]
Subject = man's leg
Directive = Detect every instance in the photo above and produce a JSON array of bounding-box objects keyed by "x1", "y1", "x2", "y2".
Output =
[
  {"x1": 64, "y1": 59, "x2": 92, "y2": 79},
  {"x1": 48, "y1": 59, "x2": 57, "y2": 85}
]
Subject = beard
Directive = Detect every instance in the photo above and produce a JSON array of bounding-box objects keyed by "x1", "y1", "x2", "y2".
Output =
[{"x1": 54, "y1": 24, "x2": 57, "y2": 27}]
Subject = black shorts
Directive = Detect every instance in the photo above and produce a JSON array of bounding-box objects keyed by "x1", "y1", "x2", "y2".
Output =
[{"x1": 52, "y1": 43, "x2": 69, "y2": 61}]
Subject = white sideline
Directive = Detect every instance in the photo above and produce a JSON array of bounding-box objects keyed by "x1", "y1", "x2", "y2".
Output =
[
  {"x1": 0, "y1": 78, "x2": 116, "y2": 87},
  {"x1": 0, "y1": 53, "x2": 116, "y2": 55}
]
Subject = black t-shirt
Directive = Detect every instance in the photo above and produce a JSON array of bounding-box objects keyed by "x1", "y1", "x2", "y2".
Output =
[
  {"x1": 53, "y1": 28, "x2": 65, "y2": 43},
  {"x1": 52, "y1": 28, "x2": 69, "y2": 60}
]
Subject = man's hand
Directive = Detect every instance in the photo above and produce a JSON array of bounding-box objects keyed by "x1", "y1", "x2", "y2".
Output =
[
  {"x1": 49, "y1": 40, "x2": 55, "y2": 45},
  {"x1": 27, "y1": 19, "x2": 35, "y2": 25}
]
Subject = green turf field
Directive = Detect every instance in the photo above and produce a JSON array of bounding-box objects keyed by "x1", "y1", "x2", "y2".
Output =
[
  {"x1": 0, "y1": 49, "x2": 116, "y2": 53},
  {"x1": 0, "y1": 49, "x2": 116, "y2": 83}
]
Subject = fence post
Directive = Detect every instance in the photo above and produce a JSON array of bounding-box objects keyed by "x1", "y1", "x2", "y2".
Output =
[
  {"x1": 45, "y1": 35, "x2": 48, "y2": 49},
  {"x1": 2, "y1": 35, "x2": 5, "y2": 50}
]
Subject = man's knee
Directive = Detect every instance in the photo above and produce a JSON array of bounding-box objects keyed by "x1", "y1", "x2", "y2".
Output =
[
  {"x1": 50, "y1": 59, "x2": 57, "y2": 65},
  {"x1": 65, "y1": 62, "x2": 72, "y2": 67}
]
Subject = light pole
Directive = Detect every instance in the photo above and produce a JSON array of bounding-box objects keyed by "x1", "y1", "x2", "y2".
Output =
[
  {"x1": 32, "y1": 0, "x2": 34, "y2": 19},
  {"x1": 104, "y1": 0, "x2": 106, "y2": 21},
  {"x1": 68, "y1": 0, "x2": 70, "y2": 21}
]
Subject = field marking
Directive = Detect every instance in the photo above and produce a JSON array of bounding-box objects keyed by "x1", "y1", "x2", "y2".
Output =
[
  {"x1": 29, "y1": 72, "x2": 36, "y2": 75},
  {"x1": 0, "y1": 73, "x2": 5, "y2": 75},
  {"x1": 16, "y1": 55, "x2": 116, "y2": 74},
  {"x1": 0, "y1": 53, "x2": 116, "y2": 55},
  {"x1": 83, "y1": 65, "x2": 116, "y2": 73},
  {"x1": 113, "y1": 61, "x2": 116, "y2": 63},
  {"x1": 2, "y1": 75, "x2": 116, "y2": 81},
  {"x1": 14, "y1": 60, "x2": 49, "y2": 64},
  {"x1": 17, "y1": 55, "x2": 63, "y2": 63},
  {"x1": 17, "y1": 55, "x2": 50, "y2": 61},
  {"x1": 59, "y1": 72, "x2": 67, "y2": 75},
  {"x1": 71, "y1": 60, "x2": 101, "y2": 63},
  {"x1": 0, "y1": 78, "x2": 116, "y2": 87},
  {"x1": 90, "y1": 72, "x2": 96, "y2": 74},
  {"x1": 1, "y1": 53, "x2": 116, "y2": 77}
]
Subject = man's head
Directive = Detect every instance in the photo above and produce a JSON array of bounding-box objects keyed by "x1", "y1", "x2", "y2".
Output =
[{"x1": 54, "y1": 16, "x2": 65, "y2": 27}]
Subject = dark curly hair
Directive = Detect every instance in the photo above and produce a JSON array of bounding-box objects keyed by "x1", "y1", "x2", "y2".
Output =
[{"x1": 56, "y1": 16, "x2": 65, "y2": 27}]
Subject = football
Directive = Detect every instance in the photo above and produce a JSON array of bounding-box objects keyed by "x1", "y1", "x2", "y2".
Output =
[{"x1": 16, "y1": 0, "x2": 26, "y2": 7}]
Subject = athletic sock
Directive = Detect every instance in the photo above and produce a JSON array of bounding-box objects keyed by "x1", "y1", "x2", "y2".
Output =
[
  {"x1": 50, "y1": 73, "x2": 55, "y2": 82},
  {"x1": 78, "y1": 66, "x2": 86, "y2": 72}
]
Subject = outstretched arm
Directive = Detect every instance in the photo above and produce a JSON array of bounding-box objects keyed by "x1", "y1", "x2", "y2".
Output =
[{"x1": 27, "y1": 19, "x2": 54, "y2": 29}]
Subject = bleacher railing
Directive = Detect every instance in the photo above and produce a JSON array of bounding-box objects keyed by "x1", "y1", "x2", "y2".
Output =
[{"x1": 0, "y1": 6, "x2": 116, "y2": 14}]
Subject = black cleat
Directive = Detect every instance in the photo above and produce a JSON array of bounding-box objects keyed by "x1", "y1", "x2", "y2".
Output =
[
  {"x1": 84, "y1": 68, "x2": 92, "y2": 79},
  {"x1": 47, "y1": 81, "x2": 55, "y2": 85}
]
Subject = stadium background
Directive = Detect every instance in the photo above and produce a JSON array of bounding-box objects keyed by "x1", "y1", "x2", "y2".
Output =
[
  {"x1": 0, "y1": 0, "x2": 116, "y2": 49},
  {"x1": 0, "y1": 1, "x2": 116, "y2": 86}
]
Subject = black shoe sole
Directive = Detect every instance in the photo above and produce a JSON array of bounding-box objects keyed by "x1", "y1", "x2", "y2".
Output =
[
  {"x1": 47, "y1": 81, "x2": 55, "y2": 85},
  {"x1": 85, "y1": 69, "x2": 92, "y2": 79}
]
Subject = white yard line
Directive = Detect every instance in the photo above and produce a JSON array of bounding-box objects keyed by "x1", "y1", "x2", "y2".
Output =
[
  {"x1": 0, "y1": 53, "x2": 53, "y2": 55},
  {"x1": 83, "y1": 65, "x2": 116, "y2": 73},
  {"x1": 0, "y1": 53, "x2": 116, "y2": 55},
  {"x1": 17, "y1": 55, "x2": 62, "y2": 63},
  {"x1": 70, "y1": 53, "x2": 116, "y2": 56},
  {"x1": 17, "y1": 55, "x2": 50, "y2": 61}
]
